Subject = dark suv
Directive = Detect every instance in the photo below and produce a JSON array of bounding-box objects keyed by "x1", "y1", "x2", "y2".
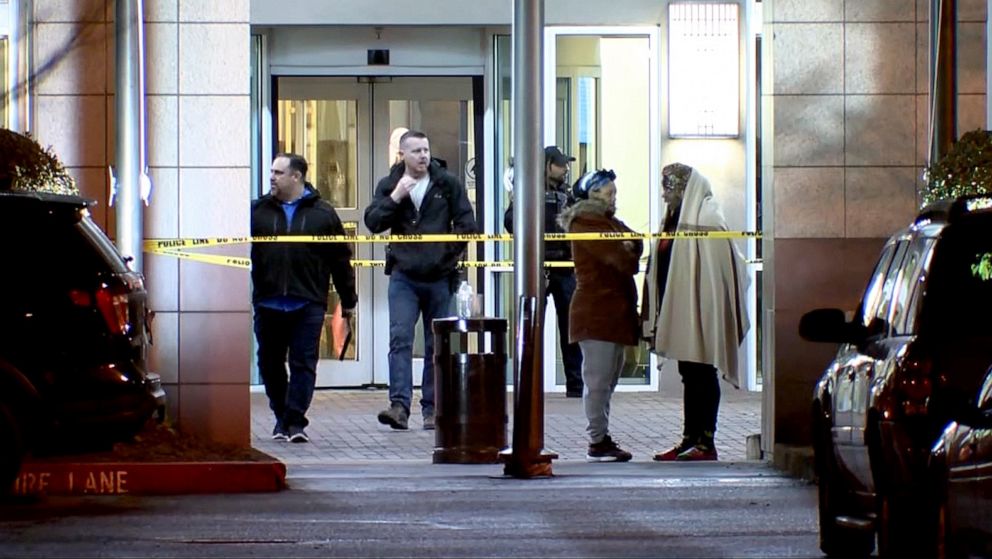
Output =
[
  {"x1": 0, "y1": 190, "x2": 166, "y2": 489},
  {"x1": 801, "y1": 195, "x2": 992, "y2": 557}
]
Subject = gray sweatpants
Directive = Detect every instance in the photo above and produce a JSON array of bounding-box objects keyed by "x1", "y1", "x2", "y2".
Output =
[{"x1": 578, "y1": 340, "x2": 626, "y2": 444}]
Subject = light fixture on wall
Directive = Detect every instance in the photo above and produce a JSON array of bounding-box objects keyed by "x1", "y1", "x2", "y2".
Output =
[{"x1": 668, "y1": 3, "x2": 740, "y2": 138}]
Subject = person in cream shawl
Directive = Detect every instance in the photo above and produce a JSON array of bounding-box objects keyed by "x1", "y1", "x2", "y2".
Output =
[{"x1": 641, "y1": 163, "x2": 750, "y2": 461}]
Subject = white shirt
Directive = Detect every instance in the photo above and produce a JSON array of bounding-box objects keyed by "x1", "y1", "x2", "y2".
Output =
[{"x1": 409, "y1": 175, "x2": 430, "y2": 210}]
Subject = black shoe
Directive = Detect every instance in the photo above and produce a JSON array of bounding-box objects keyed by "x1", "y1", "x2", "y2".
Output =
[
  {"x1": 288, "y1": 425, "x2": 309, "y2": 443},
  {"x1": 377, "y1": 402, "x2": 409, "y2": 430},
  {"x1": 586, "y1": 435, "x2": 632, "y2": 462},
  {"x1": 422, "y1": 412, "x2": 435, "y2": 431},
  {"x1": 271, "y1": 422, "x2": 289, "y2": 441},
  {"x1": 565, "y1": 390, "x2": 583, "y2": 398}
]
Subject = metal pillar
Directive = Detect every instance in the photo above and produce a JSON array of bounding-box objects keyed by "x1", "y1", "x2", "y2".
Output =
[
  {"x1": 928, "y1": 0, "x2": 957, "y2": 165},
  {"x1": 500, "y1": 0, "x2": 557, "y2": 479},
  {"x1": 114, "y1": 0, "x2": 145, "y2": 272},
  {"x1": 8, "y1": 0, "x2": 32, "y2": 133}
]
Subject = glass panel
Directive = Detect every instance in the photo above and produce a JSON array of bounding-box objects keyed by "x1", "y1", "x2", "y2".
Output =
[
  {"x1": 0, "y1": 37, "x2": 7, "y2": 128},
  {"x1": 387, "y1": 98, "x2": 475, "y2": 359},
  {"x1": 555, "y1": 77, "x2": 570, "y2": 150},
  {"x1": 319, "y1": 222, "x2": 359, "y2": 360},
  {"x1": 556, "y1": 34, "x2": 652, "y2": 385},
  {"x1": 494, "y1": 35, "x2": 515, "y2": 381},
  {"x1": 276, "y1": 92, "x2": 358, "y2": 210},
  {"x1": 575, "y1": 75, "x2": 597, "y2": 176}
]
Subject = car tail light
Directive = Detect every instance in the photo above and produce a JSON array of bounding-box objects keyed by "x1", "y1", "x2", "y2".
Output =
[
  {"x1": 94, "y1": 283, "x2": 130, "y2": 335},
  {"x1": 897, "y1": 351, "x2": 933, "y2": 416}
]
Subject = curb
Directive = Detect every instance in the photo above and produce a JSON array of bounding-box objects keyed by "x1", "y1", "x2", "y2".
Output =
[
  {"x1": 772, "y1": 443, "x2": 816, "y2": 483},
  {"x1": 10, "y1": 460, "x2": 287, "y2": 497}
]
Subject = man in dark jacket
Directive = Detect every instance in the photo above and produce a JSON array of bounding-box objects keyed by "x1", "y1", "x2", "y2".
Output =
[
  {"x1": 364, "y1": 130, "x2": 477, "y2": 431},
  {"x1": 251, "y1": 153, "x2": 357, "y2": 444},
  {"x1": 503, "y1": 146, "x2": 584, "y2": 397}
]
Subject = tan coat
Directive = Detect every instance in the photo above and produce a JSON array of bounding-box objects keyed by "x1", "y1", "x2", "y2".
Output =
[
  {"x1": 641, "y1": 170, "x2": 750, "y2": 387},
  {"x1": 559, "y1": 199, "x2": 643, "y2": 346}
]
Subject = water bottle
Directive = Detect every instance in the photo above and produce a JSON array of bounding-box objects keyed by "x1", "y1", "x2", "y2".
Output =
[{"x1": 456, "y1": 280, "x2": 474, "y2": 318}]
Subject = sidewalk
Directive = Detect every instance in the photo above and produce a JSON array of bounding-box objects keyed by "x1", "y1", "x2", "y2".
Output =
[{"x1": 252, "y1": 388, "x2": 763, "y2": 464}]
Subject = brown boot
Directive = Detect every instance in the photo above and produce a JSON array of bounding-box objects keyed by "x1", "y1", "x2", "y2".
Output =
[{"x1": 377, "y1": 402, "x2": 409, "y2": 430}]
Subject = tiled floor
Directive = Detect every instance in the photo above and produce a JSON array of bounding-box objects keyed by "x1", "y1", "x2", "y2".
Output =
[{"x1": 252, "y1": 387, "x2": 763, "y2": 464}]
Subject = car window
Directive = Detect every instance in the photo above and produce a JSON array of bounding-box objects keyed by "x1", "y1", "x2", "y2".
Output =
[
  {"x1": 78, "y1": 213, "x2": 129, "y2": 273},
  {"x1": 900, "y1": 239, "x2": 936, "y2": 335},
  {"x1": 0, "y1": 210, "x2": 120, "y2": 293},
  {"x1": 859, "y1": 244, "x2": 897, "y2": 328},
  {"x1": 861, "y1": 241, "x2": 906, "y2": 334},
  {"x1": 921, "y1": 219, "x2": 992, "y2": 337},
  {"x1": 889, "y1": 237, "x2": 935, "y2": 336}
]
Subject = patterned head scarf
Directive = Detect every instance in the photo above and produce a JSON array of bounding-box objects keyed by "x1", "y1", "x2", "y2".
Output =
[{"x1": 662, "y1": 162, "x2": 692, "y2": 195}]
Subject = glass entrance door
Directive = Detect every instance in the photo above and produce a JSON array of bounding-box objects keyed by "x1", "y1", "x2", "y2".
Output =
[{"x1": 275, "y1": 76, "x2": 478, "y2": 388}]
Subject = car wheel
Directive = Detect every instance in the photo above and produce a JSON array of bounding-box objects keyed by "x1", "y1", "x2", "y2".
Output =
[
  {"x1": 814, "y1": 409, "x2": 875, "y2": 557},
  {"x1": 0, "y1": 400, "x2": 25, "y2": 492}
]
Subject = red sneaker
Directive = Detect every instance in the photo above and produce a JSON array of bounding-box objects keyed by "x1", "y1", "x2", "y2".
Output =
[
  {"x1": 675, "y1": 445, "x2": 718, "y2": 461},
  {"x1": 653, "y1": 440, "x2": 693, "y2": 462}
]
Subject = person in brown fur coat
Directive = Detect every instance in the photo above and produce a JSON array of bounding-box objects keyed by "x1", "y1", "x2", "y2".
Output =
[{"x1": 558, "y1": 169, "x2": 642, "y2": 462}]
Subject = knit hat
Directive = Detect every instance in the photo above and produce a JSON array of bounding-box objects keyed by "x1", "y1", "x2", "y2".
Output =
[{"x1": 572, "y1": 169, "x2": 616, "y2": 200}]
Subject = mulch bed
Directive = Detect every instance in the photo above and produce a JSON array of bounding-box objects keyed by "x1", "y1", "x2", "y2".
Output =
[{"x1": 28, "y1": 422, "x2": 275, "y2": 464}]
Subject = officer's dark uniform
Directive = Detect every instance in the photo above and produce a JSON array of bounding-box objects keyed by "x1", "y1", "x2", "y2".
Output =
[{"x1": 503, "y1": 147, "x2": 584, "y2": 397}]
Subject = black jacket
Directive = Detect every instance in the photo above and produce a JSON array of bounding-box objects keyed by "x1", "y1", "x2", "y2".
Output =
[
  {"x1": 503, "y1": 177, "x2": 575, "y2": 263},
  {"x1": 364, "y1": 161, "x2": 477, "y2": 282},
  {"x1": 250, "y1": 185, "x2": 357, "y2": 309}
]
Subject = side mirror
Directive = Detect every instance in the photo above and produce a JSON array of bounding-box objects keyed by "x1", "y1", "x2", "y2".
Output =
[{"x1": 799, "y1": 308, "x2": 863, "y2": 344}]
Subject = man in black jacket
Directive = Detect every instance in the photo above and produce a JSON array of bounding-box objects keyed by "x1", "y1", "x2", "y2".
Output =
[
  {"x1": 364, "y1": 130, "x2": 477, "y2": 431},
  {"x1": 503, "y1": 146, "x2": 584, "y2": 397},
  {"x1": 251, "y1": 153, "x2": 357, "y2": 443}
]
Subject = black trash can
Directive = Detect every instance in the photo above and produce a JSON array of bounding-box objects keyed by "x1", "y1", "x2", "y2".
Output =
[{"x1": 432, "y1": 317, "x2": 507, "y2": 464}]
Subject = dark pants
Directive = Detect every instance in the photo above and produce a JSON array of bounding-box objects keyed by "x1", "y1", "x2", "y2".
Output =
[
  {"x1": 253, "y1": 303, "x2": 325, "y2": 429},
  {"x1": 678, "y1": 360, "x2": 720, "y2": 445},
  {"x1": 546, "y1": 270, "x2": 583, "y2": 394}
]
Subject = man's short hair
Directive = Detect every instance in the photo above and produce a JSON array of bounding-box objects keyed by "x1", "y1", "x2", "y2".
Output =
[
  {"x1": 399, "y1": 130, "x2": 429, "y2": 147},
  {"x1": 275, "y1": 152, "x2": 308, "y2": 179}
]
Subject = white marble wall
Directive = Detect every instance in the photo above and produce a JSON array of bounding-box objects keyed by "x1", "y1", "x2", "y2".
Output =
[
  {"x1": 31, "y1": 0, "x2": 252, "y2": 446},
  {"x1": 767, "y1": 0, "x2": 987, "y2": 447},
  {"x1": 770, "y1": 0, "x2": 986, "y2": 239}
]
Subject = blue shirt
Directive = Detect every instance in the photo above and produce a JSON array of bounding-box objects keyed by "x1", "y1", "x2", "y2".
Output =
[{"x1": 257, "y1": 190, "x2": 315, "y2": 313}]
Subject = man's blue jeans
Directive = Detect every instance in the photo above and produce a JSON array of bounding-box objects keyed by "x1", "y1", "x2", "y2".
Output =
[
  {"x1": 387, "y1": 270, "x2": 453, "y2": 415},
  {"x1": 253, "y1": 302, "x2": 325, "y2": 429}
]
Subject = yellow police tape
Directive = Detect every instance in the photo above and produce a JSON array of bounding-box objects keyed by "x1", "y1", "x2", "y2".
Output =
[
  {"x1": 143, "y1": 230, "x2": 760, "y2": 252},
  {"x1": 144, "y1": 230, "x2": 762, "y2": 270},
  {"x1": 146, "y1": 248, "x2": 583, "y2": 270}
]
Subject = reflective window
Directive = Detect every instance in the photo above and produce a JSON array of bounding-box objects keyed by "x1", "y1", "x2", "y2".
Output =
[
  {"x1": 0, "y1": 37, "x2": 7, "y2": 128},
  {"x1": 890, "y1": 238, "x2": 935, "y2": 336},
  {"x1": 276, "y1": 87, "x2": 359, "y2": 210},
  {"x1": 860, "y1": 243, "x2": 898, "y2": 329}
]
